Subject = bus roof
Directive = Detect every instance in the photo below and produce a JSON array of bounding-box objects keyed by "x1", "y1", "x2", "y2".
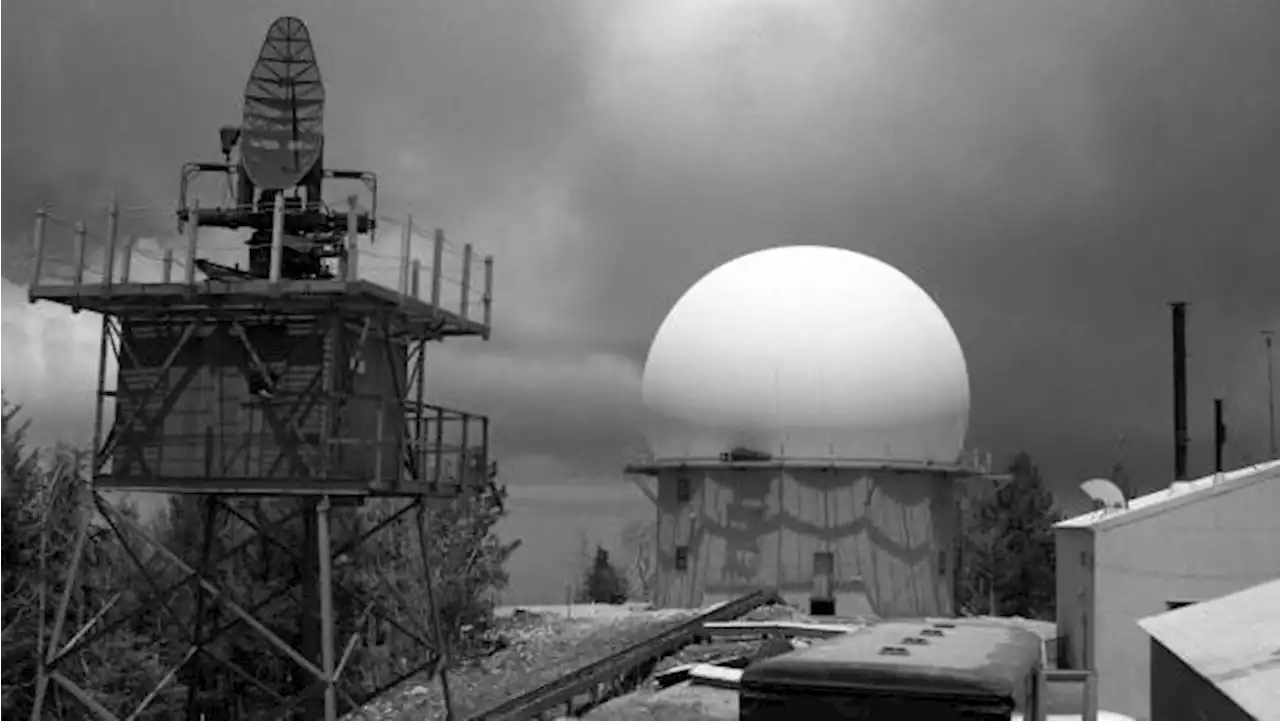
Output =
[{"x1": 740, "y1": 619, "x2": 1044, "y2": 701}]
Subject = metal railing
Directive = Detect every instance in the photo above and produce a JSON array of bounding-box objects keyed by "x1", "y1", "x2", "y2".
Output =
[
  {"x1": 96, "y1": 394, "x2": 490, "y2": 496},
  {"x1": 27, "y1": 201, "x2": 494, "y2": 329},
  {"x1": 405, "y1": 401, "x2": 491, "y2": 489}
]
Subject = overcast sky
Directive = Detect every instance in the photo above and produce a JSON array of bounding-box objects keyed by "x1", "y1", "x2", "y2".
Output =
[{"x1": 4, "y1": 0, "x2": 1279, "y2": 503}]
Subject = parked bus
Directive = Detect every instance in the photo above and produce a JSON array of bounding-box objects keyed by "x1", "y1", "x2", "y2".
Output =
[{"x1": 739, "y1": 618, "x2": 1121, "y2": 721}]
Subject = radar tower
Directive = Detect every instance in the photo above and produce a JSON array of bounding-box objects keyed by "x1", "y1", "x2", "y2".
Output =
[{"x1": 27, "y1": 17, "x2": 495, "y2": 721}]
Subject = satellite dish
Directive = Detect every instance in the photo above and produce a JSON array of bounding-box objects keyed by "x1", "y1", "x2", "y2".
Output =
[
  {"x1": 1080, "y1": 478, "x2": 1127, "y2": 511},
  {"x1": 240, "y1": 16, "x2": 326, "y2": 190}
]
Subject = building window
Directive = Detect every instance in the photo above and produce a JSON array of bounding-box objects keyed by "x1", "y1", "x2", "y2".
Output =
[
  {"x1": 811, "y1": 552, "x2": 835, "y2": 615},
  {"x1": 937, "y1": 549, "x2": 948, "y2": 576},
  {"x1": 813, "y1": 551, "x2": 834, "y2": 576},
  {"x1": 675, "y1": 546, "x2": 689, "y2": 571},
  {"x1": 675, "y1": 476, "x2": 692, "y2": 503}
]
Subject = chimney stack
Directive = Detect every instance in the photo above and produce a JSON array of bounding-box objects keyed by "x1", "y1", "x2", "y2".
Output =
[
  {"x1": 1214, "y1": 398, "x2": 1226, "y2": 473},
  {"x1": 1172, "y1": 303, "x2": 1188, "y2": 480}
]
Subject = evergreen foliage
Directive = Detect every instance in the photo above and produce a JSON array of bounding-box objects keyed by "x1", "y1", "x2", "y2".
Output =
[
  {"x1": 957, "y1": 451, "x2": 1060, "y2": 620},
  {"x1": 0, "y1": 396, "x2": 520, "y2": 719},
  {"x1": 575, "y1": 545, "x2": 630, "y2": 605}
]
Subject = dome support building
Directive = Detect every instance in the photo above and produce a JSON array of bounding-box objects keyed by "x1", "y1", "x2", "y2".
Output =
[{"x1": 626, "y1": 246, "x2": 981, "y2": 618}]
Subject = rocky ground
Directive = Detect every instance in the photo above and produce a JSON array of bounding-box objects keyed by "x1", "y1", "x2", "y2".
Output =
[
  {"x1": 345, "y1": 606, "x2": 697, "y2": 720},
  {"x1": 346, "y1": 600, "x2": 876, "y2": 720}
]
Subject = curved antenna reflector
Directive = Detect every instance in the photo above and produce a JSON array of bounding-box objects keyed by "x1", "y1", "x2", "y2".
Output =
[
  {"x1": 1080, "y1": 478, "x2": 1127, "y2": 510},
  {"x1": 241, "y1": 16, "x2": 326, "y2": 190}
]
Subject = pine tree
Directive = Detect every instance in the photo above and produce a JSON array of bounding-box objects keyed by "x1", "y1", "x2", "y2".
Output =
[
  {"x1": 576, "y1": 546, "x2": 629, "y2": 605},
  {"x1": 960, "y1": 451, "x2": 1060, "y2": 620}
]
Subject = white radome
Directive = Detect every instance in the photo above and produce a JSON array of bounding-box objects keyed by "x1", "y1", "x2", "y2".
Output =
[{"x1": 641, "y1": 245, "x2": 970, "y2": 464}]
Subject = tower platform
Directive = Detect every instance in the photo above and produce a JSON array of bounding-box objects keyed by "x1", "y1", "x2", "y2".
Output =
[
  {"x1": 28, "y1": 204, "x2": 496, "y2": 500},
  {"x1": 30, "y1": 276, "x2": 487, "y2": 339}
]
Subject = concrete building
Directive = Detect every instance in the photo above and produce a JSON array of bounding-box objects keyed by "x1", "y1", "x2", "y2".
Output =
[
  {"x1": 1138, "y1": 578, "x2": 1280, "y2": 721},
  {"x1": 1054, "y1": 460, "x2": 1280, "y2": 721},
  {"x1": 626, "y1": 245, "x2": 981, "y2": 618}
]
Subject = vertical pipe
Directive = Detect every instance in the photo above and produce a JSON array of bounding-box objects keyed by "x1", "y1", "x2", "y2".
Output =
[
  {"x1": 434, "y1": 406, "x2": 444, "y2": 486},
  {"x1": 90, "y1": 318, "x2": 111, "y2": 474},
  {"x1": 482, "y1": 416, "x2": 489, "y2": 473},
  {"x1": 30, "y1": 207, "x2": 47, "y2": 290},
  {"x1": 186, "y1": 200, "x2": 200, "y2": 285},
  {"x1": 269, "y1": 194, "x2": 285, "y2": 283},
  {"x1": 459, "y1": 414, "x2": 470, "y2": 490},
  {"x1": 119, "y1": 236, "x2": 135, "y2": 283},
  {"x1": 400, "y1": 214, "x2": 413, "y2": 294},
  {"x1": 414, "y1": 341, "x2": 427, "y2": 483},
  {"x1": 374, "y1": 408, "x2": 385, "y2": 487},
  {"x1": 72, "y1": 221, "x2": 87, "y2": 293},
  {"x1": 1213, "y1": 398, "x2": 1225, "y2": 473},
  {"x1": 346, "y1": 195, "x2": 360, "y2": 281},
  {"x1": 411, "y1": 260, "x2": 421, "y2": 299},
  {"x1": 316, "y1": 497, "x2": 337, "y2": 721},
  {"x1": 482, "y1": 256, "x2": 494, "y2": 340},
  {"x1": 1265, "y1": 331, "x2": 1277, "y2": 458},
  {"x1": 431, "y1": 229, "x2": 444, "y2": 311},
  {"x1": 162, "y1": 249, "x2": 174, "y2": 283},
  {"x1": 460, "y1": 244, "x2": 473, "y2": 319},
  {"x1": 1171, "y1": 302, "x2": 1188, "y2": 480},
  {"x1": 103, "y1": 198, "x2": 119, "y2": 289}
]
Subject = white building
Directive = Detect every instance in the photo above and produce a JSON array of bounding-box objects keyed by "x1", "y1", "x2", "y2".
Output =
[
  {"x1": 626, "y1": 245, "x2": 979, "y2": 618},
  {"x1": 1138, "y1": 578, "x2": 1280, "y2": 721},
  {"x1": 1054, "y1": 460, "x2": 1280, "y2": 721}
]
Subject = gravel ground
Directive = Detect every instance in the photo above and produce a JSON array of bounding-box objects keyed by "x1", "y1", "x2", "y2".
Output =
[
  {"x1": 346, "y1": 601, "x2": 851, "y2": 721},
  {"x1": 346, "y1": 608, "x2": 697, "y2": 721},
  {"x1": 582, "y1": 682, "x2": 739, "y2": 721}
]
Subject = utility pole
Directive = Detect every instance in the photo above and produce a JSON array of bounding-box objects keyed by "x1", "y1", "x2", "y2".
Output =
[
  {"x1": 1265, "y1": 330, "x2": 1277, "y2": 458},
  {"x1": 1213, "y1": 399, "x2": 1225, "y2": 473},
  {"x1": 1171, "y1": 303, "x2": 1189, "y2": 479}
]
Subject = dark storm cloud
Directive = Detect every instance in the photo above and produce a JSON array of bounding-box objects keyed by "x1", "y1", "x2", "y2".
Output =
[
  {"x1": 4, "y1": 1, "x2": 1278, "y2": 496},
  {"x1": 556, "y1": 0, "x2": 1280, "y2": 492},
  {"x1": 1, "y1": 0, "x2": 596, "y2": 234}
]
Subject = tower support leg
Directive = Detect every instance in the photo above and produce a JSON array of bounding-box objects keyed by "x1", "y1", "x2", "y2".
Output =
[
  {"x1": 417, "y1": 503, "x2": 455, "y2": 721},
  {"x1": 317, "y1": 496, "x2": 338, "y2": 720},
  {"x1": 31, "y1": 489, "x2": 456, "y2": 720}
]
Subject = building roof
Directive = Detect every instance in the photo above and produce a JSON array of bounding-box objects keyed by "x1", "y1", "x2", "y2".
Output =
[
  {"x1": 1138, "y1": 579, "x2": 1280, "y2": 720},
  {"x1": 1054, "y1": 460, "x2": 1280, "y2": 532},
  {"x1": 740, "y1": 620, "x2": 1044, "y2": 702}
]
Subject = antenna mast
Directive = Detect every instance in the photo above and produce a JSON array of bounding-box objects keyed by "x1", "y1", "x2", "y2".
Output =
[{"x1": 1265, "y1": 330, "x2": 1276, "y2": 458}]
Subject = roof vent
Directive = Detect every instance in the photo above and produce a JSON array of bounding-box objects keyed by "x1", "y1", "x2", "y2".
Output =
[
  {"x1": 920, "y1": 628, "x2": 945, "y2": 637},
  {"x1": 878, "y1": 645, "x2": 910, "y2": 657},
  {"x1": 901, "y1": 636, "x2": 929, "y2": 646},
  {"x1": 931, "y1": 621, "x2": 956, "y2": 629}
]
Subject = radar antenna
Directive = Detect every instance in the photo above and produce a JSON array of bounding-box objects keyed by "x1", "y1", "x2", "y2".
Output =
[
  {"x1": 1080, "y1": 477, "x2": 1128, "y2": 511},
  {"x1": 176, "y1": 16, "x2": 378, "y2": 281}
]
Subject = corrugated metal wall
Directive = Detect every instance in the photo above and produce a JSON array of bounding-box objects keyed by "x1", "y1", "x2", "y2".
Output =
[
  {"x1": 1089, "y1": 477, "x2": 1280, "y2": 720},
  {"x1": 332, "y1": 324, "x2": 406, "y2": 487},
  {"x1": 111, "y1": 318, "x2": 406, "y2": 490},
  {"x1": 653, "y1": 467, "x2": 957, "y2": 617}
]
